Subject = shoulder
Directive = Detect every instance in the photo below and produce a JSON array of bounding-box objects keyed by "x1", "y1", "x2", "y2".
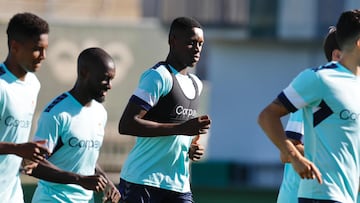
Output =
[
  {"x1": 298, "y1": 62, "x2": 349, "y2": 85},
  {"x1": 138, "y1": 63, "x2": 173, "y2": 95},
  {"x1": 299, "y1": 62, "x2": 343, "y2": 80},
  {"x1": 26, "y1": 72, "x2": 41, "y2": 89},
  {"x1": 43, "y1": 93, "x2": 69, "y2": 113},
  {"x1": 39, "y1": 93, "x2": 76, "y2": 127},
  {"x1": 92, "y1": 100, "x2": 107, "y2": 114},
  {"x1": 310, "y1": 62, "x2": 338, "y2": 72},
  {"x1": 25, "y1": 72, "x2": 39, "y2": 81},
  {"x1": 141, "y1": 63, "x2": 172, "y2": 83},
  {"x1": 290, "y1": 65, "x2": 327, "y2": 87}
]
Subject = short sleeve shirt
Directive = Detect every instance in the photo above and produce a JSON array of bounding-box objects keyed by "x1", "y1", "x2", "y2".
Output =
[
  {"x1": 32, "y1": 92, "x2": 107, "y2": 202},
  {"x1": 278, "y1": 62, "x2": 360, "y2": 203}
]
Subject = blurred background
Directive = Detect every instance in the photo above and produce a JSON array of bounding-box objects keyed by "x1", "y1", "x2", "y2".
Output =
[{"x1": 0, "y1": 0, "x2": 358, "y2": 202}]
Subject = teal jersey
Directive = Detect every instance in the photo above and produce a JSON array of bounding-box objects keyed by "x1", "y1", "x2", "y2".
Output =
[
  {"x1": 32, "y1": 92, "x2": 107, "y2": 203},
  {"x1": 0, "y1": 63, "x2": 40, "y2": 203},
  {"x1": 277, "y1": 163, "x2": 300, "y2": 203},
  {"x1": 120, "y1": 63, "x2": 202, "y2": 193},
  {"x1": 278, "y1": 62, "x2": 360, "y2": 203},
  {"x1": 277, "y1": 110, "x2": 304, "y2": 203}
]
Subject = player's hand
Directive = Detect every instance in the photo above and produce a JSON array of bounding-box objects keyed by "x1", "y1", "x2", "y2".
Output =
[
  {"x1": 79, "y1": 174, "x2": 108, "y2": 192},
  {"x1": 189, "y1": 135, "x2": 205, "y2": 161},
  {"x1": 102, "y1": 181, "x2": 121, "y2": 203},
  {"x1": 291, "y1": 156, "x2": 322, "y2": 184},
  {"x1": 180, "y1": 115, "x2": 211, "y2": 136},
  {"x1": 15, "y1": 140, "x2": 51, "y2": 163},
  {"x1": 19, "y1": 159, "x2": 38, "y2": 174}
]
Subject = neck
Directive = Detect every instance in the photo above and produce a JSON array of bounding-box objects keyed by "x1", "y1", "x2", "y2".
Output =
[
  {"x1": 339, "y1": 53, "x2": 360, "y2": 76},
  {"x1": 4, "y1": 57, "x2": 27, "y2": 81},
  {"x1": 165, "y1": 57, "x2": 188, "y2": 75},
  {"x1": 69, "y1": 85, "x2": 92, "y2": 107}
]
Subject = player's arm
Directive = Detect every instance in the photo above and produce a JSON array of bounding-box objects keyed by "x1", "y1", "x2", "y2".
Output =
[
  {"x1": 28, "y1": 112, "x2": 107, "y2": 191},
  {"x1": 0, "y1": 140, "x2": 50, "y2": 162},
  {"x1": 280, "y1": 139, "x2": 303, "y2": 163},
  {"x1": 258, "y1": 100, "x2": 301, "y2": 162},
  {"x1": 258, "y1": 98, "x2": 322, "y2": 183},
  {"x1": 28, "y1": 159, "x2": 107, "y2": 192},
  {"x1": 281, "y1": 110, "x2": 305, "y2": 163},
  {"x1": 118, "y1": 102, "x2": 211, "y2": 137},
  {"x1": 95, "y1": 164, "x2": 120, "y2": 203},
  {"x1": 258, "y1": 98, "x2": 300, "y2": 159}
]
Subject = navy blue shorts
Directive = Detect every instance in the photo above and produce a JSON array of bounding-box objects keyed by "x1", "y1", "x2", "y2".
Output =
[
  {"x1": 298, "y1": 198, "x2": 343, "y2": 203},
  {"x1": 118, "y1": 178, "x2": 194, "y2": 203}
]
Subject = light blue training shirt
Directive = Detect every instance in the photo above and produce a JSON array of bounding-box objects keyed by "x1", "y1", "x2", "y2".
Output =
[
  {"x1": 277, "y1": 110, "x2": 303, "y2": 203},
  {"x1": 120, "y1": 64, "x2": 203, "y2": 193},
  {"x1": 0, "y1": 63, "x2": 40, "y2": 203},
  {"x1": 32, "y1": 92, "x2": 107, "y2": 203},
  {"x1": 278, "y1": 62, "x2": 360, "y2": 203}
]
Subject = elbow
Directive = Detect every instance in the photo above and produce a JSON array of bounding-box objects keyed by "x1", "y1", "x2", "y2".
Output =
[
  {"x1": 118, "y1": 115, "x2": 128, "y2": 135},
  {"x1": 118, "y1": 119, "x2": 134, "y2": 135},
  {"x1": 118, "y1": 121, "x2": 127, "y2": 135},
  {"x1": 257, "y1": 110, "x2": 266, "y2": 127},
  {"x1": 257, "y1": 105, "x2": 278, "y2": 128},
  {"x1": 118, "y1": 125, "x2": 127, "y2": 135}
]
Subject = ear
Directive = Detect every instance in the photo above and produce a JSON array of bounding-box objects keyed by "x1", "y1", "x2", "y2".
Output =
[
  {"x1": 9, "y1": 40, "x2": 20, "y2": 53},
  {"x1": 169, "y1": 34, "x2": 176, "y2": 46},
  {"x1": 79, "y1": 66, "x2": 89, "y2": 79},
  {"x1": 357, "y1": 38, "x2": 360, "y2": 48},
  {"x1": 332, "y1": 49, "x2": 342, "y2": 61}
]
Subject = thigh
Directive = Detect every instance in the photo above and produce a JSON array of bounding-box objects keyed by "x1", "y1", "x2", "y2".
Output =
[
  {"x1": 299, "y1": 198, "x2": 342, "y2": 203},
  {"x1": 164, "y1": 191, "x2": 194, "y2": 203},
  {"x1": 118, "y1": 179, "x2": 151, "y2": 203}
]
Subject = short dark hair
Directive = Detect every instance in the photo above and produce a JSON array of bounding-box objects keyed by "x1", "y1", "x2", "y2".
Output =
[
  {"x1": 6, "y1": 12, "x2": 49, "y2": 47},
  {"x1": 169, "y1": 17, "x2": 202, "y2": 38},
  {"x1": 336, "y1": 9, "x2": 360, "y2": 50},
  {"x1": 77, "y1": 47, "x2": 113, "y2": 75},
  {"x1": 323, "y1": 26, "x2": 339, "y2": 62}
]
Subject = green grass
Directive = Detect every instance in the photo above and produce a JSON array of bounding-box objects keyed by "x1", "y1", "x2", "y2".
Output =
[
  {"x1": 192, "y1": 187, "x2": 277, "y2": 203},
  {"x1": 23, "y1": 184, "x2": 277, "y2": 203},
  {"x1": 22, "y1": 184, "x2": 104, "y2": 203}
]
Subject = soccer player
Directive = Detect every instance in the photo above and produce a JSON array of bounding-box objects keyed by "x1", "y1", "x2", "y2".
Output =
[
  {"x1": 0, "y1": 12, "x2": 51, "y2": 202},
  {"x1": 117, "y1": 17, "x2": 211, "y2": 202},
  {"x1": 29, "y1": 48, "x2": 120, "y2": 203},
  {"x1": 258, "y1": 9, "x2": 360, "y2": 203},
  {"x1": 276, "y1": 26, "x2": 341, "y2": 203}
]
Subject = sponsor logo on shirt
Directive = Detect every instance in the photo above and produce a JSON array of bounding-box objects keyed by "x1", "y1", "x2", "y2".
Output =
[
  {"x1": 175, "y1": 105, "x2": 197, "y2": 117},
  {"x1": 3, "y1": 116, "x2": 31, "y2": 128},
  {"x1": 339, "y1": 109, "x2": 360, "y2": 120},
  {"x1": 68, "y1": 137, "x2": 101, "y2": 149}
]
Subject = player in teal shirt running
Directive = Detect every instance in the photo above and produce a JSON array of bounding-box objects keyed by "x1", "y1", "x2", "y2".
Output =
[
  {"x1": 29, "y1": 48, "x2": 120, "y2": 203},
  {"x1": 259, "y1": 9, "x2": 360, "y2": 203},
  {"x1": 118, "y1": 17, "x2": 211, "y2": 203},
  {"x1": 277, "y1": 27, "x2": 341, "y2": 203},
  {"x1": 0, "y1": 13, "x2": 50, "y2": 203}
]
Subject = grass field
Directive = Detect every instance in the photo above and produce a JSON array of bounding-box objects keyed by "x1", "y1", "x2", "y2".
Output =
[
  {"x1": 192, "y1": 187, "x2": 277, "y2": 203},
  {"x1": 22, "y1": 184, "x2": 277, "y2": 203},
  {"x1": 21, "y1": 165, "x2": 279, "y2": 203}
]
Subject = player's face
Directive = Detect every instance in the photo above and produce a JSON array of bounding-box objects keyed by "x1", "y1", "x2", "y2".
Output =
[
  {"x1": 88, "y1": 61, "x2": 116, "y2": 103},
  {"x1": 173, "y1": 27, "x2": 204, "y2": 67},
  {"x1": 14, "y1": 34, "x2": 48, "y2": 73}
]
